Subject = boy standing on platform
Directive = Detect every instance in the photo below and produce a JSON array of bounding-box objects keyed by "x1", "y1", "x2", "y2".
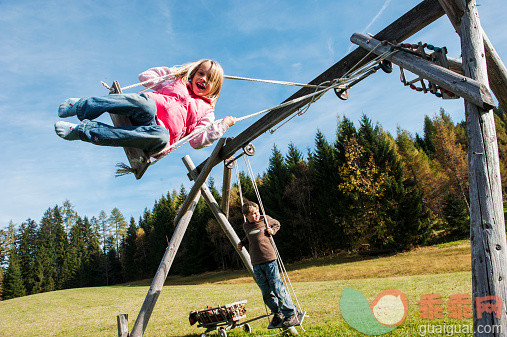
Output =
[{"x1": 237, "y1": 201, "x2": 298, "y2": 328}]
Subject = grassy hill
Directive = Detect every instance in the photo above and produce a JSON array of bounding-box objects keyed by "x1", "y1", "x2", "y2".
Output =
[{"x1": 0, "y1": 241, "x2": 473, "y2": 336}]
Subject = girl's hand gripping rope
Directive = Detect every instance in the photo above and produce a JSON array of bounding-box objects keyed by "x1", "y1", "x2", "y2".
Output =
[{"x1": 223, "y1": 116, "x2": 237, "y2": 127}]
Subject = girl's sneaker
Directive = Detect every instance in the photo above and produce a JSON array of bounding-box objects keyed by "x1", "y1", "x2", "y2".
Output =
[
  {"x1": 58, "y1": 98, "x2": 79, "y2": 118},
  {"x1": 54, "y1": 121, "x2": 79, "y2": 140}
]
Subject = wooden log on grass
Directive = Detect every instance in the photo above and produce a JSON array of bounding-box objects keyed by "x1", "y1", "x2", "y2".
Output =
[
  {"x1": 350, "y1": 32, "x2": 495, "y2": 110},
  {"x1": 117, "y1": 314, "x2": 128, "y2": 337}
]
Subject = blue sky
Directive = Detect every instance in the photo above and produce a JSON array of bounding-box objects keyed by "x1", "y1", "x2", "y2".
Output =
[{"x1": 1, "y1": 0, "x2": 506, "y2": 228}]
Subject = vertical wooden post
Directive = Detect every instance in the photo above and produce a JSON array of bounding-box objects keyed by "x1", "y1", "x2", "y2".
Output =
[
  {"x1": 459, "y1": 0, "x2": 507, "y2": 335},
  {"x1": 183, "y1": 155, "x2": 254, "y2": 275},
  {"x1": 221, "y1": 159, "x2": 234, "y2": 219},
  {"x1": 117, "y1": 314, "x2": 129, "y2": 337},
  {"x1": 129, "y1": 190, "x2": 202, "y2": 337}
]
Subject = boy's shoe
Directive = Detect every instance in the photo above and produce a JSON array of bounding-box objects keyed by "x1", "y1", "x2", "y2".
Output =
[
  {"x1": 281, "y1": 314, "x2": 298, "y2": 328},
  {"x1": 58, "y1": 98, "x2": 79, "y2": 118},
  {"x1": 269, "y1": 312, "x2": 284, "y2": 328}
]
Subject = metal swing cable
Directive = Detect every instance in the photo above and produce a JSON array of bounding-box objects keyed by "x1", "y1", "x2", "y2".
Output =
[
  {"x1": 112, "y1": 45, "x2": 397, "y2": 177},
  {"x1": 242, "y1": 156, "x2": 304, "y2": 314},
  {"x1": 234, "y1": 161, "x2": 271, "y2": 326},
  {"x1": 243, "y1": 156, "x2": 305, "y2": 336}
]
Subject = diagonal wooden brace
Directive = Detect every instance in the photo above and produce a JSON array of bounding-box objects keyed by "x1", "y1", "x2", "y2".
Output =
[
  {"x1": 183, "y1": 154, "x2": 254, "y2": 275},
  {"x1": 173, "y1": 138, "x2": 226, "y2": 226}
]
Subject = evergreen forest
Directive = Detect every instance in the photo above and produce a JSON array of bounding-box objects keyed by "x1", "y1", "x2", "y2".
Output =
[{"x1": 1, "y1": 108, "x2": 507, "y2": 300}]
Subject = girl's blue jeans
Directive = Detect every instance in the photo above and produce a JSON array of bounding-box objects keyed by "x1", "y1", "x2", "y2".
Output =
[
  {"x1": 74, "y1": 93, "x2": 170, "y2": 155},
  {"x1": 253, "y1": 260, "x2": 296, "y2": 317}
]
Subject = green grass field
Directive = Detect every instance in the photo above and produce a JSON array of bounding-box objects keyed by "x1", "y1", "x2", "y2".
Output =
[{"x1": 0, "y1": 241, "x2": 474, "y2": 337}]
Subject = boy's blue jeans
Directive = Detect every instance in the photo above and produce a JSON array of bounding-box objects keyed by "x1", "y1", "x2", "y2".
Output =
[
  {"x1": 74, "y1": 93, "x2": 170, "y2": 155},
  {"x1": 253, "y1": 260, "x2": 296, "y2": 317}
]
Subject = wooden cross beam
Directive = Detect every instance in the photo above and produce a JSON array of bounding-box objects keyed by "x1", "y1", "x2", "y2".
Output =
[
  {"x1": 350, "y1": 33, "x2": 495, "y2": 109},
  {"x1": 192, "y1": 0, "x2": 446, "y2": 175}
]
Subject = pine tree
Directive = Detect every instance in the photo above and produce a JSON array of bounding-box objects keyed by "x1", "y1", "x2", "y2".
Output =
[
  {"x1": 95, "y1": 210, "x2": 111, "y2": 284},
  {"x1": 181, "y1": 191, "x2": 220, "y2": 274},
  {"x1": 2, "y1": 251, "x2": 25, "y2": 299},
  {"x1": 109, "y1": 208, "x2": 128, "y2": 254},
  {"x1": 0, "y1": 266, "x2": 3, "y2": 299},
  {"x1": 443, "y1": 193, "x2": 470, "y2": 238},
  {"x1": 283, "y1": 144, "x2": 318, "y2": 258},
  {"x1": 37, "y1": 206, "x2": 67, "y2": 292},
  {"x1": 349, "y1": 115, "x2": 431, "y2": 250},
  {"x1": 134, "y1": 227, "x2": 149, "y2": 279},
  {"x1": 97, "y1": 210, "x2": 111, "y2": 254},
  {"x1": 83, "y1": 216, "x2": 102, "y2": 286},
  {"x1": 310, "y1": 129, "x2": 343, "y2": 251},
  {"x1": 237, "y1": 171, "x2": 256, "y2": 202},
  {"x1": 16, "y1": 219, "x2": 38, "y2": 294},
  {"x1": 0, "y1": 221, "x2": 16, "y2": 269},
  {"x1": 432, "y1": 114, "x2": 470, "y2": 211},
  {"x1": 61, "y1": 200, "x2": 78, "y2": 234},
  {"x1": 396, "y1": 128, "x2": 448, "y2": 216},
  {"x1": 122, "y1": 217, "x2": 138, "y2": 281},
  {"x1": 107, "y1": 246, "x2": 124, "y2": 285},
  {"x1": 66, "y1": 216, "x2": 86, "y2": 288},
  {"x1": 261, "y1": 144, "x2": 289, "y2": 220},
  {"x1": 336, "y1": 135, "x2": 389, "y2": 249},
  {"x1": 418, "y1": 115, "x2": 437, "y2": 156}
]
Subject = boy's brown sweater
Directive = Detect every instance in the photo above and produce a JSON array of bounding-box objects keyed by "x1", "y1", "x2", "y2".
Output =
[{"x1": 240, "y1": 215, "x2": 280, "y2": 265}]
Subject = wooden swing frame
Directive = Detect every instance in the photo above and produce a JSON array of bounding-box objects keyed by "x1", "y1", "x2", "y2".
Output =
[{"x1": 118, "y1": 1, "x2": 507, "y2": 336}]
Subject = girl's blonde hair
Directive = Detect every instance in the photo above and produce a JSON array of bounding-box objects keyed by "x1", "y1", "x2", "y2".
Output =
[{"x1": 172, "y1": 59, "x2": 224, "y2": 106}]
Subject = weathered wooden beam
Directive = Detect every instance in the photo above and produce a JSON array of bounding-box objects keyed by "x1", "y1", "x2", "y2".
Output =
[
  {"x1": 438, "y1": 0, "x2": 507, "y2": 109},
  {"x1": 351, "y1": 33, "x2": 495, "y2": 109},
  {"x1": 483, "y1": 35, "x2": 507, "y2": 110},
  {"x1": 193, "y1": 0, "x2": 445, "y2": 174},
  {"x1": 109, "y1": 81, "x2": 151, "y2": 180},
  {"x1": 221, "y1": 160, "x2": 234, "y2": 219},
  {"x1": 458, "y1": 0, "x2": 507, "y2": 335},
  {"x1": 117, "y1": 314, "x2": 128, "y2": 337},
  {"x1": 447, "y1": 55, "x2": 464, "y2": 74},
  {"x1": 129, "y1": 190, "x2": 201, "y2": 337},
  {"x1": 183, "y1": 155, "x2": 254, "y2": 275}
]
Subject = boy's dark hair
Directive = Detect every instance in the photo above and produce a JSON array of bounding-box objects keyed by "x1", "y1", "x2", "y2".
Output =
[{"x1": 242, "y1": 201, "x2": 259, "y2": 215}]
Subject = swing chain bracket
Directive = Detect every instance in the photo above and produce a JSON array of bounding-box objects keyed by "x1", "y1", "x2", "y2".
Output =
[
  {"x1": 224, "y1": 143, "x2": 256, "y2": 168},
  {"x1": 333, "y1": 60, "x2": 392, "y2": 101}
]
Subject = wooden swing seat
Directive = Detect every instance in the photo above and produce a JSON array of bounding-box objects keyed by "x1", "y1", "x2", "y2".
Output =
[{"x1": 109, "y1": 81, "x2": 151, "y2": 180}]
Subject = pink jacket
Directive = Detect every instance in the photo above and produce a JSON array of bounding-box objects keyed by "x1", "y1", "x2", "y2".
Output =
[{"x1": 138, "y1": 67, "x2": 229, "y2": 158}]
